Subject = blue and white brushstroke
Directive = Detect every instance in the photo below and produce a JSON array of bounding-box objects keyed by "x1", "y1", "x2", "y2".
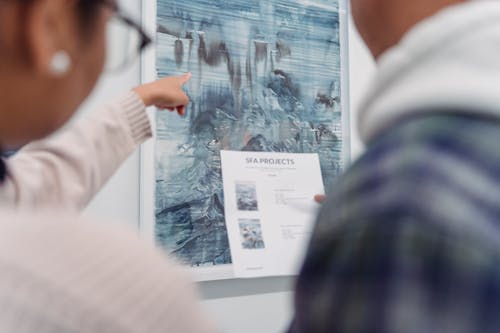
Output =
[{"x1": 155, "y1": 0, "x2": 344, "y2": 266}]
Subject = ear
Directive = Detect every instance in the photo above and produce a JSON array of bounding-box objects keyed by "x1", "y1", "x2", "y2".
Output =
[{"x1": 24, "y1": 0, "x2": 73, "y2": 77}]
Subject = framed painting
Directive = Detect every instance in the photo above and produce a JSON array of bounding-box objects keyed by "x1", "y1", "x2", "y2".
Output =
[{"x1": 140, "y1": 0, "x2": 350, "y2": 281}]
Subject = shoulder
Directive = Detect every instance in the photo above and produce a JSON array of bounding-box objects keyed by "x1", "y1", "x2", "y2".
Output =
[
  {"x1": 0, "y1": 209, "x2": 193, "y2": 294},
  {"x1": 325, "y1": 114, "x2": 500, "y2": 225},
  {"x1": 0, "y1": 210, "x2": 214, "y2": 332},
  {"x1": 310, "y1": 114, "x2": 500, "y2": 259},
  {"x1": 0, "y1": 209, "x2": 191, "y2": 287},
  {"x1": 292, "y1": 116, "x2": 500, "y2": 332}
]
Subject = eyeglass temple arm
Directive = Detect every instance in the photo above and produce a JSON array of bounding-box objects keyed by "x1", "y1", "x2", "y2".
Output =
[{"x1": 119, "y1": 13, "x2": 152, "y2": 50}]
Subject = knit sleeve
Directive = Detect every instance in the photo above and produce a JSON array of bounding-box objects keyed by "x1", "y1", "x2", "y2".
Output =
[{"x1": 0, "y1": 91, "x2": 152, "y2": 210}]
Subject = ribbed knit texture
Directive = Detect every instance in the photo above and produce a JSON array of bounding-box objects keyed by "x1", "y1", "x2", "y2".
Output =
[
  {"x1": 121, "y1": 91, "x2": 153, "y2": 145},
  {"x1": 0, "y1": 92, "x2": 152, "y2": 210},
  {"x1": 0, "y1": 92, "x2": 215, "y2": 331},
  {"x1": 0, "y1": 212, "x2": 217, "y2": 333}
]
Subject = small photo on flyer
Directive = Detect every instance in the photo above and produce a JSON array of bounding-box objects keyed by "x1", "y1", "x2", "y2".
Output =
[
  {"x1": 238, "y1": 219, "x2": 265, "y2": 249},
  {"x1": 235, "y1": 181, "x2": 259, "y2": 211}
]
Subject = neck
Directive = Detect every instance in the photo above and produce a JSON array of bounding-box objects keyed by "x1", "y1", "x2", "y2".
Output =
[
  {"x1": 358, "y1": 0, "x2": 500, "y2": 143},
  {"x1": 367, "y1": 0, "x2": 467, "y2": 59},
  {"x1": 0, "y1": 68, "x2": 56, "y2": 147}
]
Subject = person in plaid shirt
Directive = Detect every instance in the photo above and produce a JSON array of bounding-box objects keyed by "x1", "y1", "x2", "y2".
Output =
[{"x1": 290, "y1": 0, "x2": 500, "y2": 332}]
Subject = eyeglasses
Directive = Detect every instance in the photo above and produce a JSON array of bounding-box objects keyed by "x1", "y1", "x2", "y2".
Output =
[{"x1": 101, "y1": 1, "x2": 152, "y2": 72}]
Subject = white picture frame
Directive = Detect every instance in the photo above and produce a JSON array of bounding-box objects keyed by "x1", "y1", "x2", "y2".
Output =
[{"x1": 139, "y1": 0, "x2": 351, "y2": 282}]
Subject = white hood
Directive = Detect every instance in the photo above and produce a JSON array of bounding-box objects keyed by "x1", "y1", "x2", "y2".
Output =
[{"x1": 358, "y1": 0, "x2": 500, "y2": 144}]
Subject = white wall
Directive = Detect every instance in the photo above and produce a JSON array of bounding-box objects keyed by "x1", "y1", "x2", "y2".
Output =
[
  {"x1": 348, "y1": 22, "x2": 376, "y2": 160},
  {"x1": 83, "y1": 2, "x2": 375, "y2": 332}
]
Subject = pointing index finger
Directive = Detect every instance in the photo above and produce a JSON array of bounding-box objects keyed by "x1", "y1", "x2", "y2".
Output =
[{"x1": 180, "y1": 72, "x2": 192, "y2": 85}]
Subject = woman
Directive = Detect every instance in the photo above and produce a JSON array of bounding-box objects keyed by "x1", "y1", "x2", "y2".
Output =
[{"x1": 0, "y1": 0, "x2": 215, "y2": 331}]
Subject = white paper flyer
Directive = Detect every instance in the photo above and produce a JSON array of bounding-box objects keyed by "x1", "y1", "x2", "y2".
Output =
[{"x1": 220, "y1": 150, "x2": 325, "y2": 278}]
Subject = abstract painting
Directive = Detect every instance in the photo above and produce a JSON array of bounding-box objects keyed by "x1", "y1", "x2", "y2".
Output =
[{"x1": 152, "y1": 0, "x2": 347, "y2": 270}]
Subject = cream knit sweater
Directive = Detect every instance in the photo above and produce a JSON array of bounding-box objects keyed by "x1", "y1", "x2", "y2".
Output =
[
  {"x1": 0, "y1": 92, "x2": 150, "y2": 209},
  {"x1": 0, "y1": 92, "x2": 217, "y2": 332}
]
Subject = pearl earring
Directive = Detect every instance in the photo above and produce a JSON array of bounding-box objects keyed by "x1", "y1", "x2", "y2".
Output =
[{"x1": 50, "y1": 51, "x2": 71, "y2": 76}]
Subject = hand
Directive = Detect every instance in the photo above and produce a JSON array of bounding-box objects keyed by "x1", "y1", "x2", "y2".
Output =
[
  {"x1": 133, "y1": 73, "x2": 192, "y2": 116},
  {"x1": 314, "y1": 194, "x2": 325, "y2": 204}
]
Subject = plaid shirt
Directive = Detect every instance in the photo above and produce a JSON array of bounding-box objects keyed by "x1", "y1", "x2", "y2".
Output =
[{"x1": 290, "y1": 113, "x2": 500, "y2": 333}]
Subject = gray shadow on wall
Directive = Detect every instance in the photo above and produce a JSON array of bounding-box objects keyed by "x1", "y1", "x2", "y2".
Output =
[{"x1": 198, "y1": 276, "x2": 295, "y2": 300}]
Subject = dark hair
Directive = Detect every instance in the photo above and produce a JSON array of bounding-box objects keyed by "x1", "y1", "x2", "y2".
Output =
[
  {"x1": 13, "y1": 0, "x2": 103, "y2": 31},
  {"x1": 75, "y1": 1, "x2": 104, "y2": 31}
]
